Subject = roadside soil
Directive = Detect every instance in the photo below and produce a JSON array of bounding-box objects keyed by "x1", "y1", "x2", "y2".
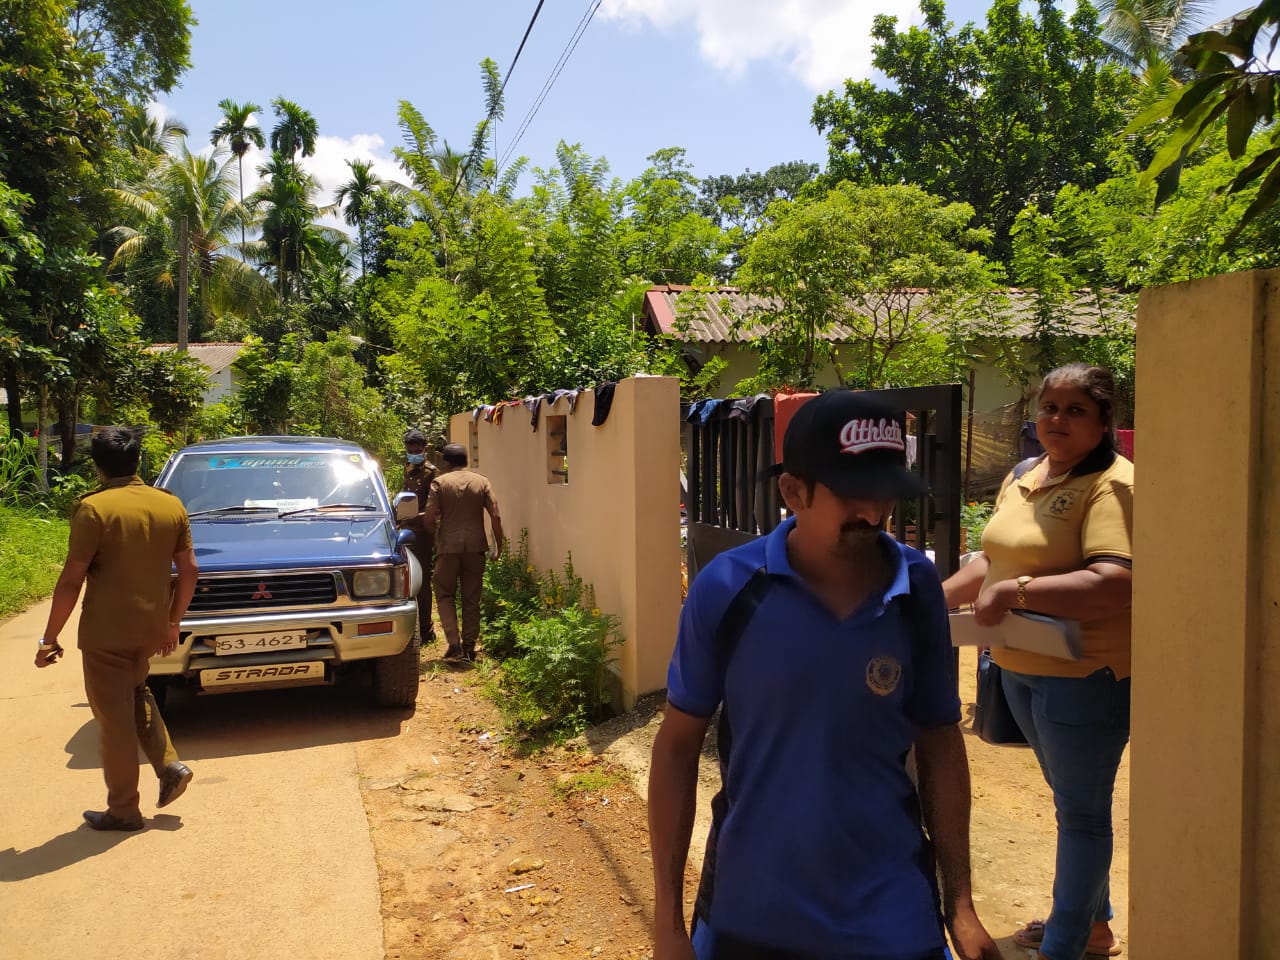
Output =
[{"x1": 357, "y1": 642, "x2": 1130, "y2": 960}]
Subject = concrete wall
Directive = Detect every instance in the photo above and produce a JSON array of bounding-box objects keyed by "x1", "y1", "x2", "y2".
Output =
[
  {"x1": 1130, "y1": 269, "x2": 1279, "y2": 958},
  {"x1": 448, "y1": 376, "x2": 682, "y2": 708}
]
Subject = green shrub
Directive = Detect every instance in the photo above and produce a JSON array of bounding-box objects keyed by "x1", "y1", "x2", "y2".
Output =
[
  {"x1": 0, "y1": 506, "x2": 69, "y2": 619},
  {"x1": 499, "y1": 605, "x2": 622, "y2": 739},
  {"x1": 961, "y1": 500, "x2": 994, "y2": 552},
  {"x1": 479, "y1": 528, "x2": 624, "y2": 742}
]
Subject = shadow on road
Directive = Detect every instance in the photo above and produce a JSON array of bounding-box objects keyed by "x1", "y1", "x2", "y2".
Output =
[
  {"x1": 0, "y1": 815, "x2": 184, "y2": 882},
  {"x1": 61, "y1": 679, "x2": 412, "y2": 767}
]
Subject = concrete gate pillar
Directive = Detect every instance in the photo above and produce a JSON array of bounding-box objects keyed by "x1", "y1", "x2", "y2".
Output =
[{"x1": 1131, "y1": 269, "x2": 1280, "y2": 958}]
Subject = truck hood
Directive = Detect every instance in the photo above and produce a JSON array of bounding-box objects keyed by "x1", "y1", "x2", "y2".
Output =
[{"x1": 190, "y1": 516, "x2": 401, "y2": 572}]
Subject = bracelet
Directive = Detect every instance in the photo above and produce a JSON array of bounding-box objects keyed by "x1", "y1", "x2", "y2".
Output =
[{"x1": 38, "y1": 637, "x2": 61, "y2": 649}]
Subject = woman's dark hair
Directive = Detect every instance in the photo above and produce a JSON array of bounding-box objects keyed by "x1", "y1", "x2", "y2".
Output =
[
  {"x1": 1039, "y1": 363, "x2": 1117, "y2": 448},
  {"x1": 90, "y1": 426, "x2": 142, "y2": 478}
]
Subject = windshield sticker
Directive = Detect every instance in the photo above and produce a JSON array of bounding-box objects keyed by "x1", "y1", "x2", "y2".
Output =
[
  {"x1": 207, "y1": 456, "x2": 329, "y2": 470},
  {"x1": 244, "y1": 498, "x2": 319, "y2": 511}
]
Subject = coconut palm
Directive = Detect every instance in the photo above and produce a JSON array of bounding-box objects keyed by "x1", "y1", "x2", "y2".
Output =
[
  {"x1": 270, "y1": 97, "x2": 319, "y2": 167},
  {"x1": 107, "y1": 146, "x2": 271, "y2": 336},
  {"x1": 1097, "y1": 0, "x2": 1218, "y2": 76},
  {"x1": 210, "y1": 99, "x2": 266, "y2": 245}
]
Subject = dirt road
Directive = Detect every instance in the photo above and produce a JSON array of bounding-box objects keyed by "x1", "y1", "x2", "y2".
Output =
[
  {"x1": 0, "y1": 600, "x2": 386, "y2": 960},
  {"x1": 0, "y1": 595, "x2": 1130, "y2": 960}
]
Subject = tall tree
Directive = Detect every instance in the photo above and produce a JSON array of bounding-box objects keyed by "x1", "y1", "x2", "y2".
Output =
[
  {"x1": 269, "y1": 97, "x2": 318, "y2": 167},
  {"x1": 107, "y1": 145, "x2": 267, "y2": 339},
  {"x1": 210, "y1": 98, "x2": 266, "y2": 246},
  {"x1": 812, "y1": 0, "x2": 1132, "y2": 262},
  {"x1": 247, "y1": 151, "x2": 343, "y2": 301},
  {"x1": 66, "y1": 0, "x2": 195, "y2": 102},
  {"x1": 1132, "y1": 1, "x2": 1280, "y2": 240},
  {"x1": 618, "y1": 147, "x2": 728, "y2": 284},
  {"x1": 334, "y1": 159, "x2": 392, "y2": 277},
  {"x1": 737, "y1": 182, "x2": 997, "y2": 391}
]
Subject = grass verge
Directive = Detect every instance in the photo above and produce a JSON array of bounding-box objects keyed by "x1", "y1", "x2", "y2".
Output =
[{"x1": 0, "y1": 506, "x2": 68, "y2": 620}]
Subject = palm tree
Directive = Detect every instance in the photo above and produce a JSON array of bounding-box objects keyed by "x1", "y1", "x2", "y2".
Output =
[
  {"x1": 334, "y1": 160, "x2": 378, "y2": 277},
  {"x1": 270, "y1": 97, "x2": 319, "y2": 168},
  {"x1": 334, "y1": 160, "x2": 402, "y2": 276},
  {"x1": 246, "y1": 151, "x2": 344, "y2": 301},
  {"x1": 210, "y1": 99, "x2": 266, "y2": 246},
  {"x1": 107, "y1": 147, "x2": 271, "y2": 336},
  {"x1": 1097, "y1": 0, "x2": 1219, "y2": 89}
]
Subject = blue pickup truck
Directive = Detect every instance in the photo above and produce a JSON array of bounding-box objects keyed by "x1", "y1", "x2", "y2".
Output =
[{"x1": 149, "y1": 436, "x2": 424, "y2": 707}]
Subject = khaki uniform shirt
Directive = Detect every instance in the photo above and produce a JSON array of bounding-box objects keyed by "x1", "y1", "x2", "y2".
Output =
[
  {"x1": 983, "y1": 451, "x2": 1134, "y2": 679},
  {"x1": 67, "y1": 476, "x2": 193, "y2": 652},
  {"x1": 427, "y1": 469, "x2": 495, "y2": 555},
  {"x1": 401, "y1": 459, "x2": 437, "y2": 538}
]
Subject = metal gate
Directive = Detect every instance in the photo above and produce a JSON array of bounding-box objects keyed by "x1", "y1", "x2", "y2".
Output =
[{"x1": 684, "y1": 385, "x2": 964, "y2": 582}]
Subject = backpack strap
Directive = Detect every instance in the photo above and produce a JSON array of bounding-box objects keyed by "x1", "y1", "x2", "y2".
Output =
[{"x1": 1012, "y1": 455, "x2": 1042, "y2": 481}]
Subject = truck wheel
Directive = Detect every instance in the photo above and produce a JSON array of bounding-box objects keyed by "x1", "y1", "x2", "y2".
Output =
[{"x1": 374, "y1": 632, "x2": 421, "y2": 707}]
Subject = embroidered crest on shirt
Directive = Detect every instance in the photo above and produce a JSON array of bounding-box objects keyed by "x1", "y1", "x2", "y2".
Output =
[
  {"x1": 1048, "y1": 488, "x2": 1080, "y2": 517},
  {"x1": 865, "y1": 655, "x2": 903, "y2": 696}
]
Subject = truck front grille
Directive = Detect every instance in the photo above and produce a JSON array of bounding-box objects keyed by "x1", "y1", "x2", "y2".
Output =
[{"x1": 188, "y1": 573, "x2": 339, "y2": 613}]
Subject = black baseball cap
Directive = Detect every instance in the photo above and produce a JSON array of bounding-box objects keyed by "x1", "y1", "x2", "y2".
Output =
[
  {"x1": 781, "y1": 391, "x2": 927, "y2": 499},
  {"x1": 403, "y1": 428, "x2": 427, "y2": 446}
]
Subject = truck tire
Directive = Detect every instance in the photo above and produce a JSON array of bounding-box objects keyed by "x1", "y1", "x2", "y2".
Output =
[{"x1": 374, "y1": 632, "x2": 421, "y2": 707}]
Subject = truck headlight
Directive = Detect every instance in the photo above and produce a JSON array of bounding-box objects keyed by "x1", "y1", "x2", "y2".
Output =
[{"x1": 352, "y1": 569, "x2": 392, "y2": 598}]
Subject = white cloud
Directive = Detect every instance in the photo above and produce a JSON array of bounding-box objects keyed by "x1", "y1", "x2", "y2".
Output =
[{"x1": 599, "y1": 0, "x2": 919, "y2": 91}]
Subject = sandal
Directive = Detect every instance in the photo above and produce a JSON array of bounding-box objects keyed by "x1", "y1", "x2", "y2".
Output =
[{"x1": 1013, "y1": 920, "x2": 1122, "y2": 958}]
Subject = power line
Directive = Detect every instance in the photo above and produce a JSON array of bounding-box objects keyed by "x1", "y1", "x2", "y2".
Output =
[
  {"x1": 444, "y1": 0, "x2": 548, "y2": 210},
  {"x1": 498, "y1": 0, "x2": 605, "y2": 173}
]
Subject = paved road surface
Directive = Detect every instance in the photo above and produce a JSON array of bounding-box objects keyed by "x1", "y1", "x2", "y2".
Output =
[{"x1": 0, "y1": 600, "x2": 389, "y2": 960}]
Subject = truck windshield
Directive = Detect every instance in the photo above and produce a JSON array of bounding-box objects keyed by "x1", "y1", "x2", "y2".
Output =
[{"x1": 162, "y1": 452, "x2": 382, "y2": 515}]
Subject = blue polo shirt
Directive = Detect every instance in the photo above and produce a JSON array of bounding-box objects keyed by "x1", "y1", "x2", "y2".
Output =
[{"x1": 669, "y1": 518, "x2": 961, "y2": 958}]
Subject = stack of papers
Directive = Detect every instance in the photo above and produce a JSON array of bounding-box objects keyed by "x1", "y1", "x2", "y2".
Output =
[{"x1": 948, "y1": 609, "x2": 1081, "y2": 661}]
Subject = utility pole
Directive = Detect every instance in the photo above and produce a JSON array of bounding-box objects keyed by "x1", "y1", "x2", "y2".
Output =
[{"x1": 177, "y1": 215, "x2": 189, "y2": 352}]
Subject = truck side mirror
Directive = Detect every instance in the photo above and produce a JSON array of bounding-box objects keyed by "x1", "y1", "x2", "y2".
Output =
[{"x1": 393, "y1": 492, "x2": 418, "y2": 523}]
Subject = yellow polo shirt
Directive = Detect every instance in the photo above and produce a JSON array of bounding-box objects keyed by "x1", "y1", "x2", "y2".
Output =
[
  {"x1": 981, "y1": 451, "x2": 1134, "y2": 679},
  {"x1": 67, "y1": 476, "x2": 193, "y2": 651}
]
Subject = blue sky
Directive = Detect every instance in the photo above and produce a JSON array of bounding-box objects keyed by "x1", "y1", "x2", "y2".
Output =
[{"x1": 155, "y1": 0, "x2": 1252, "y2": 208}]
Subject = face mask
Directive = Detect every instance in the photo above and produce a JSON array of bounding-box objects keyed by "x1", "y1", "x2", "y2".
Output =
[{"x1": 406, "y1": 452, "x2": 425, "y2": 465}]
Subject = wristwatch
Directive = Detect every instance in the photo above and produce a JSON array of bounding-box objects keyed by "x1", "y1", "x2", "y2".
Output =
[{"x1": 1015, "y1": 575, "x2": 1034, "y2": 609}]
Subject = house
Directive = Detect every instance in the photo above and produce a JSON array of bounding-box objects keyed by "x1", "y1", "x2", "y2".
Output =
[
  {"x1": 642, "y1": 284, "x2": 1135, "y2": 492},
  {"x1": 145, "y1": 342, "x2": 247, "y2": 406},
  {"x1": 640, "y1": 284, "x2": 1133, "y2": 412}
]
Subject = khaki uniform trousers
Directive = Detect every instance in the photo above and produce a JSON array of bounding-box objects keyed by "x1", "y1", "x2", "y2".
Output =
[
  {"x1": 433, "y1": 552, "x2": 486, "y2": 653},
  {"x1": 82, "y1": 647, "x2": 179, "y2": 820}
]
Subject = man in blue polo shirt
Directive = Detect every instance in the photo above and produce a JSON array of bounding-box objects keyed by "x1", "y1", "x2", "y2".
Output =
[{"x1": 649, "y1": 391, "x2": 999, "y2": 960}]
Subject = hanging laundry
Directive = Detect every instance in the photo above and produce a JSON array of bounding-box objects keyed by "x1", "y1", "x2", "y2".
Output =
[
  {"x1": 726, "y1": 394, "x2": 771, "y2": 422},
  {"x1": 523, "y1": 396, "x2": 542, "y2": 432},
  {"x1": 591, "y1": 381, "x2": 618, "y2": 426},
  {"x1": 686, "y1": 398, "x2": 723, "y2": 425}
]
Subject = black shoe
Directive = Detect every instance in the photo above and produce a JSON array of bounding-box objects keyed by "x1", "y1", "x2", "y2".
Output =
[
  {"x1": 443, "y1": 645, "x2": 463, "y2": 661},
  {"x1": 83, "y1": 810, "x2": 144, "y2": 832},
  {"x1": 158, "y1": 761, "x2": 193, "y2": 809},
  {"x1": 461, "y1": 646, "x2": 477, "y2": 663}
]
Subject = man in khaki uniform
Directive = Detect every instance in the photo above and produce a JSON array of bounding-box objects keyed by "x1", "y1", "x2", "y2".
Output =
[
  {"x1": 34, "y1": 427, "x2": 199, "y2": 831},
  {"x1": 399, "y1": 428, "x2": 438, "y2": 644},
  {"x1": 423, "y1": 443, "x2": 503, "y2": 661}
]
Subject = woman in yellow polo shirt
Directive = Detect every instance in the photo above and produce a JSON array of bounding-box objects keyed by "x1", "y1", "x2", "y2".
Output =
[{"x1": 943, "y1": 363, "x2": 1133, "y2": 960}]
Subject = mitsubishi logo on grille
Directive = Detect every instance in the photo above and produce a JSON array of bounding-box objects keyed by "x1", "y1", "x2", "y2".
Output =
[{"x1": 251, "y1": 581, "x2": 273, "y2": 600}]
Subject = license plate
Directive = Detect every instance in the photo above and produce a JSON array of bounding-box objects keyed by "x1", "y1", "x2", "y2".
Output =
[
  {"x1": 213, "y1": 631, "x2": 308, "y2": 656},
  {"x1": 201, "y1": 662, "x2": 325, "y2": 688}
]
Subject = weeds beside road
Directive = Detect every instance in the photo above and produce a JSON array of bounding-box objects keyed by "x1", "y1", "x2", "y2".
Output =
[{"x1": 0, "y1": 506, "x2": 67, "y2": 619}]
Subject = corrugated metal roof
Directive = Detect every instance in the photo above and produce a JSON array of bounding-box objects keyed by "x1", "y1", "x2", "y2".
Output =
[
  {"x1": 643, "y1": 286, "x2": 1131, "y2": 344},
  {"x1": 145, "y1": 342, "x2": 246, "y2": 375}
]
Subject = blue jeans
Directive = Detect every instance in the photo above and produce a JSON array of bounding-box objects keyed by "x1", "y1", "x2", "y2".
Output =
[{"x1": 1001, "y1": 667, "x2": 1131, "y2": 960}]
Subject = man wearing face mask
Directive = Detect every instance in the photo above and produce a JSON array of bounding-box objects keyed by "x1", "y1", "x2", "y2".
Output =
[
  {"x1": 400, "y1": 428, "x2": 437, "y2": 645},
  {"x1": 649, "y1": 391, "x2": 999, "y2": 960}
]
